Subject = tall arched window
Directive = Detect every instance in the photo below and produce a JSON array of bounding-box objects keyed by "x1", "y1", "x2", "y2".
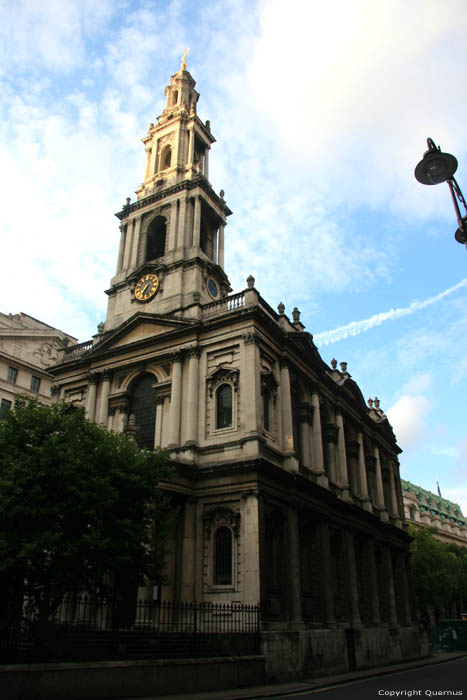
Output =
[
  {"x1": 216, "y1": 383, "x2": 232, "y2": 429},
  {"x1": 129, "y1": 373, "x2": 156, "y2": 449},
  {"x1": 146, "y1": 216, "x2": 166, "y2": 260},
  {"x1": 214, "y1": 526, "x2": 232, "y2": 585}
]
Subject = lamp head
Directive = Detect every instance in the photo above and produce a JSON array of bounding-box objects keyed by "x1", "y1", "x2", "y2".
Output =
[{"x1": 414, "y1": 141, "x2": 458, "y2": 185}]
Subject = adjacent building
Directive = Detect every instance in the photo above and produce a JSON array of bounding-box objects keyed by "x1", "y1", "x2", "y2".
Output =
[
  {"x1": 50, "y1": 59, "x2": 422, "y2": 679},
  {"x1": 402, "y1": 479, "x2": 467, "y2": 547},
  {"x1": 0, "y1": 312, "x2": 76, "y2": 416}
]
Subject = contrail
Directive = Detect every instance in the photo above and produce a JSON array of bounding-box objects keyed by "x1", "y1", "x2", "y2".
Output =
[{"x1": 314, "y1": 278, "x2": 467, "y2": 346}]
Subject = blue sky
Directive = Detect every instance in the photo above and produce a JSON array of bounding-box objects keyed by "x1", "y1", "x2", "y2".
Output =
[{"x1": 1, "y1": 0, "x2": 467, "y2": 513}]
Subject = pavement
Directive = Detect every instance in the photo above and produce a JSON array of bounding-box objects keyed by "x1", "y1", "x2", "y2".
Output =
[{"x1": 120, "y1": 650, "x2": 467, "y2": 700}]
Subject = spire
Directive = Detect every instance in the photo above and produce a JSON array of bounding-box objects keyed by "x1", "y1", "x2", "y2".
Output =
[{"x1": 181, "y1": 47, "x2": 189, "y2": 71}]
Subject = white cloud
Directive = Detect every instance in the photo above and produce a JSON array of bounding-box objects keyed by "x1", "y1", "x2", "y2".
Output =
[{"x1": 386, "y1": 395, "x2": 431, "y2": 450}]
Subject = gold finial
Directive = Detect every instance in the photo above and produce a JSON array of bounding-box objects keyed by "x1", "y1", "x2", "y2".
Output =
[{"x1": 181, "y1": 47, "x2": 189, "y2": 70}]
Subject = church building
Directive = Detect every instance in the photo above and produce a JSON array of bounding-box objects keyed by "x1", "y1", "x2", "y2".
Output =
[{"x1": 51, "y1": 58, "x2": 422, "y2": 679}]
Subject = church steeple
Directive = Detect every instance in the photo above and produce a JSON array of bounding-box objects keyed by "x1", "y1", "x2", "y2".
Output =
[
  {"x1": 137, "y1": 52, "x2": 213, "y2": 199},
  {"x1": 103, "y1": 56, "x2": 232, "y2": 333}
]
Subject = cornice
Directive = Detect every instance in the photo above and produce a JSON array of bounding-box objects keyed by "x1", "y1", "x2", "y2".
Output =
[{"x1": 115, "y1": 177, "x2": 232, "y2": 220}]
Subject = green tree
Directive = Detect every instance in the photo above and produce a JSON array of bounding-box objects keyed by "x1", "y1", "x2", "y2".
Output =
[
  {"x1": 409, "y1": 525, "x2": 467, "y2": 620},
  {"x1": 0, "y1": 398, "x2": 173, "y2": 620}
]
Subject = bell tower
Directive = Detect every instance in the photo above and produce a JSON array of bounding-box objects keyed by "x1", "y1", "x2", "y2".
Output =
[{"x1": 104, "y1": 53, "x2": 232, "y2": 332}]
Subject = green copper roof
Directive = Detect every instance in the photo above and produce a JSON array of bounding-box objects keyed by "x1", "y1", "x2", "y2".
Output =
[{"x1": 401, "y1": 479, "x2": 466, "y2": 525}]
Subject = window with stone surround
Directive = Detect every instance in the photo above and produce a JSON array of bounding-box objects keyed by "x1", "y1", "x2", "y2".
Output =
[
  {"x1": 203, "y1": 506, "x2": 240, "y2": 592},
  {"x1": 7, "y1": 367, "x2": 18, "y2": 384},
  {"x1": 128, "y1": 373, "x2": 157, "y2": 449},
  {"x1": 214, "y1": 526, "x2": 232, "y2": 585}
]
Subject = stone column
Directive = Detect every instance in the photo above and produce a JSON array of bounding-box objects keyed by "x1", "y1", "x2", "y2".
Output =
[
  {"x1": 389, "y1": 463, "x2": 402, "y2": 527},
  {"x1": 168, "y1": 350, "x2": 183, "y2": 449},
  {"x1": 242, "y1": 491, "x2": 261, "y2": 604},
  {"x1": 374, "y1": 447, "x2": 389, "y2": 522},
  {"x1": 180, "y1": 498, "x2": 196, "y2": 601},
  {"x1": 193, "y1": 195, "x2": 201, "y2": 248},
  {"x1": 324, "y1": 424, "x2": 339, "y2": 484},
  {"x1": 218, "y1": 223, "x2": 225, "y2": 268},
  {"x1": 287, "y1": 505, "x2": 304, "y2": 628},
  {"x1": 318, "y1": 520, "x2": 336, "y2": 625},
  {"x1": 85, "y1": 372, "x2": 99, "y2": 422},
  {"x1": 365, "y1": 539, "x2": 381, "y2": 625},
  {"x1": 98, "y1": 370, "x2": 112, "y2": 426},
  {"x1": 132, "y1": 216, "x2": 143, "y2": 268},
  {"x1": 336, "y1": 412, "x2": 351, "y2": 500},
  {"x1": 184, "y1": 346, "x2": 200, "y2": 447},
  {"x1": 382, "y1": 547, "x2": 399, "y2": 627},
  {"x1": 343, "y1": 530, "x2": 362, "y2": 627},
  {"x1": 154, "y1": 397, "x2": 164, "y2": 447},
  {"x1": 116, "y1": 224, "x2": 126, "y2": 273},
  {"x1": 298, "y1": 406, "x2": 313, "y2": 468},
  {"x1": 357, "y1": 431, "x2": 372, "y2": 511},
  {"x1": 311, "y1": 392, "x2": 328, "y2": 486}
]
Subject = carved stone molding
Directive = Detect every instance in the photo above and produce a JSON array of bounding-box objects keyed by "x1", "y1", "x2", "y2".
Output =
[
  {"x1": 206, "y1": 365, "x2": 239, "y2": 397},
  {"x1": 203, "y1": 506, "x2": 240, "y2": 538},
  {"x1": 243, "y1": 330, "x2": 260, "y2": 346}
]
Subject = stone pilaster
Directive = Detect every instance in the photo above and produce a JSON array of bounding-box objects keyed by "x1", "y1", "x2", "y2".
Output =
[
  {"x1": 168, "y1": 350, "x2": 184, "y2": 449},
  {"x1": 374, "y1": 446, "x2": 389, "y2": 522},
  {"x1": 287, "y1": 505, "x2": 304, "y2": 628},
  {"x1": 383, "y1": 547, "x2": 399, "y2": 627},
  {"x1": 311, "y1": 392, "x2": 328, "y2": 486},
  {"x1": 180, "y1": 498, "x2": 196, "y2": 601},
  {"x1": 193, "y1": 195, "x2": 201, "y2": 247},
  {"x1": 85, "y1": 372, "x2": 100, "y2": 421},
  {"x1": 343, "y1": 530, "x2": 362, "y2": 627},
  {"x1": 336, "y1": 412, "x2": 351, "y2": 500},
  {"x1": 280, "y1": 359, "x2": 298, "y2": 472},
  {"x1": 133, "y1": 215, "x2": 143, "y2": 268},
  {"x1": 184, "y1": 346, "x2": 200, "y2": 447},
  {"x1": 241, "y1": 490, "x2": 261, "y2": 604},
  {"x1": 167, "y1": 200, "x2": 178, "y2": 251},
  {"x1": 365, "y1": 539, "x2": 381, "y2": 625},
  {"x1": 243, "y1": 331, "x2": 261, "y2": 437},
  {"x1": 218, "y1": 223, "x2": 225, "y2": 268},
  {"x1": 116, "y1": 224, "x2": 126, "y2": 273},
  {"x1": 98, "y1": 370, "x2": 112, "y2": 426},
  {"x1": 389, "y1": 462, "x2": 402, "y2": 527},
  {"x1": 357, "y1": 431, "x2": 372, "y2": 511},
  {"x1": 318, "y1": 519, "x2": 336, "y2": 625}
]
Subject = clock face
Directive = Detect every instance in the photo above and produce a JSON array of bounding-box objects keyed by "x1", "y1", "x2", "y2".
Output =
[
  {"x1": 134, "y1": 273, "x2": 159, "y2": 302},
  {"x1": 207, "y1": 278, "x2": 219, "y2": 298}
]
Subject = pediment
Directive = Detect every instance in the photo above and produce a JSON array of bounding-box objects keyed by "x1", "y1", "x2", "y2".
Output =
[{"x1": 92, "y1": 313, "x2": 199, "y2": 353}]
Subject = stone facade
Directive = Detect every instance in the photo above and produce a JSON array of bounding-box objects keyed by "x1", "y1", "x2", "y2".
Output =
[
  {"x1": 402, "y1": 479, "x2": 467, "y2": 547},
  {"x1": 50, "y1": 60, "x2": 422, "y2": 679},
  {"x1": 0, "y1": 312, "x2": 76, "y2": 415}
]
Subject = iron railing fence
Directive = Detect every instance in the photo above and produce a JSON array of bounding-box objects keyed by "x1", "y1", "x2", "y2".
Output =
[{"x1": 0, "y1": 596, "x2": 261, "y2": 664}]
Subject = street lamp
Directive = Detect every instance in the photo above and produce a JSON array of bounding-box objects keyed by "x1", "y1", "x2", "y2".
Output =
[{"x1": 414, "y1": 138, "x2": 467, "y2": 247}]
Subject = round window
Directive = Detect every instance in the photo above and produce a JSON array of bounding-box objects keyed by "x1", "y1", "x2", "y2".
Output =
[{"x1": 208, "y1": 279, "x2": 219, "y2": 298}]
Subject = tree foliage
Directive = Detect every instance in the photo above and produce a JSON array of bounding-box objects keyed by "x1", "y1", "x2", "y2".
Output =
[
  {"x1": 409, "y1": 525, "x2": 467, "y2": 618},
  {"x1": 0, "y1": 398, "x2": 173, "y2": 615}
]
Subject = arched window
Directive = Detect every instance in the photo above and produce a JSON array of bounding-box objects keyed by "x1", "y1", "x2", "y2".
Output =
[
  {"x1": 146, "y1": 216, "x2": 166, "y2": 260},
  {"x1": 171, "y1": 90, "x2": 178, "y2": 106},
  {"x1": 214, "y1": 526, "x2": 232, "y2": 585},
  {"x1": 216, "y1": 383, "x2": 232, "y2": 429},
  {"x1": 129, "y1": 373, "x2": 156, "y2": 449},
  {"x1": 160, "y1": 145, "x2": 172, "y2": 170}
]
